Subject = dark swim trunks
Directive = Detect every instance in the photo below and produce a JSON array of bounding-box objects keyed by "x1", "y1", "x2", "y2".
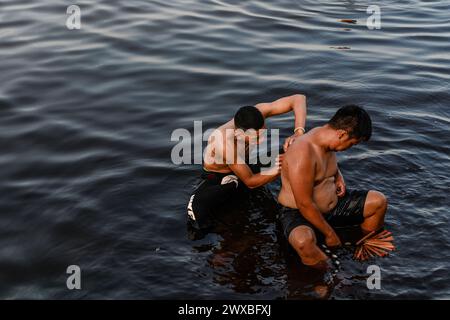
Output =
[
  {"x1": 278, "y1": 189, "x2": 369, "y2": 240},
  {"x1": 187, "y1": 169, "x2": 254, "y2": 230},
  {"x1": 187, "y1": 147, "x2": 284, "y2": 230}
]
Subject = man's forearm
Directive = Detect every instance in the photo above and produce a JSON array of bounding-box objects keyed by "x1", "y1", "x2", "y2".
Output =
[
  {"x1": 293, "y1": 94, "x2": 307, "y2": 131},
  {"x1": 245, "y1": 171, "x2": 279, "y2": 189},
  {"x1": 299, "y1": 203, "x2": 334, "y2": 236},
  {"x1": 335, "y1": 167, "x2": 345, "y2": 184}
]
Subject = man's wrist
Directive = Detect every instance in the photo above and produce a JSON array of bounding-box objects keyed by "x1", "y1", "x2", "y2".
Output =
[
  {"x1": 324, "y1": 228, "x2": 336, "y2": 238},
  {"x1": 336, "y1": 171, "x2": 344, "y2": 183},
  {"x1": 293, "y1": 126, "x2": 305, "y2": 135}
]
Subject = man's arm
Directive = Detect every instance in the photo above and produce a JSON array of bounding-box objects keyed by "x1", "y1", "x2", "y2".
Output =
[
  {"x1": 255, "y1": 94, "x2": 307, "y2": 129},
  {"x1": 287, "y1": 144, "x2": 341, "y2": 246},
  {"x1": 256, "y1": 94, "x2": 307, "y2": 151},
  {"x1": 335, "y1": 167, "x2": 346, "y2": 197},
  {"x1": 210, "y1": 133, "x2": 282, "y2": 188},
  {"x1": 228, "y1": 161, "x2": 280, "y2": 189}
]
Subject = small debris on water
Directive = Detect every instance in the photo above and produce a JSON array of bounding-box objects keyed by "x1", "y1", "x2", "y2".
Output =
[
  {"x1": 340, "y1": 19, "x2": 357, "y2": 24},
  {"x1": 330, "y1": 46, "x2": 351, "y2": 50}
]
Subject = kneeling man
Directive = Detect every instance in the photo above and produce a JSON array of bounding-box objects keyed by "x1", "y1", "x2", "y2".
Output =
[
  {"x1": 188, "y1": 94, "x2": 307, "y2": 229},
  {"x1": 278, "y1": 105, "x2": 388, "y2": 269}
]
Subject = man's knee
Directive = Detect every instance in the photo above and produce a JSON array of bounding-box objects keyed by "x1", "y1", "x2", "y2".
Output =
[
  {"x1": 370, "y1": 190, "x2": 388, "y2": 210},
  {"x1": 288, "y1": 226, "x2": 316, "y2": 252},
  {"x1": 365, "y1": 190, "x2": 388, "y2": 217}
]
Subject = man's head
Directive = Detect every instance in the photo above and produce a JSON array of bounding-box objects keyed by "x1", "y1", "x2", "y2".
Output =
[
  {"x1": 234, "y1": 106, "x2": 265, "y2": 143},
  {"x1": 327, "y1": 104, "x2": 372, "y2": 151}
]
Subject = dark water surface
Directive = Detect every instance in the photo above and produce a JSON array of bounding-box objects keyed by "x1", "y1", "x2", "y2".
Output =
[{"x1": 0, "y1": 0, "x2": 449, "y2": 299}]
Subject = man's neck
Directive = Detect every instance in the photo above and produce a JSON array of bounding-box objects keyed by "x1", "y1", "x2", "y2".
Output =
[{"x1": 311, "y1": 125, "x2": 334, "y2": 152}]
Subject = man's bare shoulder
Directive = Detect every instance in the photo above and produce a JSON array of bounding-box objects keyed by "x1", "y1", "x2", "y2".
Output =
[
  {"x1": 282, "y1": 137, "x2": 317, "y2": 185},
  {"x1": 286, "y1": 135, "x2": 315, "y2": 160},
  {"x1": 217, "y1": 119, "x2": 234, "y2": 131},
  {"x1": 208, "y1": 120, "x2": 233, "y2": 141}
]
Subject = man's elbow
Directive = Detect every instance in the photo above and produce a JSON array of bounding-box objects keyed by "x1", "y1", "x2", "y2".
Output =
[
  {"x1": 293, "y1": 94, "x2": 306, "y2": 101},
  {"x1": 243, "y1": 180, "x2": 260, "y2": 189},
  {"x1": 241, "y1": 177, "x2": 261, "y2": 189}
]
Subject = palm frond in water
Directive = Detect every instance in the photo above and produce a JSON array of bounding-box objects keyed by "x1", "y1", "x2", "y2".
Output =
[{"x1": 353, "y1": 230, "x2": 395, "y2": 261}]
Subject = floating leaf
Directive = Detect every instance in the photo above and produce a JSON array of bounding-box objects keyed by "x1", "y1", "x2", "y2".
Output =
[
  {"x1": 353, "y1": 230, "x2": 395, "y2": 261},
  {"x1": 340, "y1": 19, "x2": 357, "y2": 24}
]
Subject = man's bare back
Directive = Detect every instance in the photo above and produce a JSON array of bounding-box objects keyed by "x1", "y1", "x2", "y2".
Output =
[
  {"x1": 278, "y1": 127, "x2": 340, "y2": 214},
  {"x1": 203, "y1": 119, "x2": 236, "y2": 173}
]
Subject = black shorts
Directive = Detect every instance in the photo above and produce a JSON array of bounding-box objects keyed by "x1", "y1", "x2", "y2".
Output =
[
  {"x1": 188, "y1": 149, "x2": 283, "y2": 229},
  {"x1": 187, "y1": 170, "x2": 250, "y2": 229},
  {"x1": 278, "y1": 190, "x2": 369, "y2": 240}
]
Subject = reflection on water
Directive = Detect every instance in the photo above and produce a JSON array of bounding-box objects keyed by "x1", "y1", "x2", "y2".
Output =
[
  {"x1": 189, "y1": 186, "x2": 376, "y2": 299},
  {"x1": 190, "y1": 188, "x2": 284, "y2": 297}
]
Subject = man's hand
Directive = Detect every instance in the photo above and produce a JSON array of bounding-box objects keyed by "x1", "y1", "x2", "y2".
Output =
[
  {"x1": 335, "y1": 169, "x2": 346, "y2": 197},
  {"x1": 283, "y1": 131, "x2": 304, "y2": 152},
  {"x1": 264, "y1": 154, "x2": 284, "y2": 176},
  {"x1": 335, "y1": 179, "x2": 346, "y2": 197},
  {"x1": 325, "y1": 230, "x2": 342, "y2": 248}
]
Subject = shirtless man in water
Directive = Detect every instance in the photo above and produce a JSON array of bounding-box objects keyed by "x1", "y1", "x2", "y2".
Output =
[
  {"x1": 187, "y1": 94, "x2": 307, "y2": 229},
  {"x1": 278, "y1": 105, "x2": 387, "y2": 268}
]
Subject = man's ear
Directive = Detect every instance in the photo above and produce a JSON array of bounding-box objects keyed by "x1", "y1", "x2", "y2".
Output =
[{"x1": 337, "y1": 129, "x2": 346, "y2": 139}]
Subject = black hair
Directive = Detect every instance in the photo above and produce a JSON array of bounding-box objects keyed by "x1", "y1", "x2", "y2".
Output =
[
  {"x1": 328, "y1": 104, "x2": 372, "y2": 141},
  {"x1": 234, "y1": 106, "x2": 264, "y2": 130}
]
